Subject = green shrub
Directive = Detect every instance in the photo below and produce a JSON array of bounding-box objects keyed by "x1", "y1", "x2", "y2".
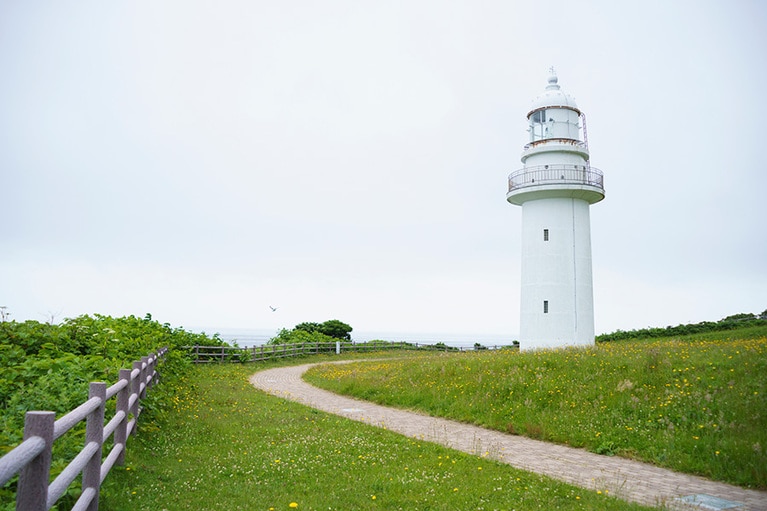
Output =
[
  {"x1": 0, "y1": 314, "x2": 230, "y2": 509},
  {"x1": 268, "y1": 327, "x2": 337, "y2": 345},
  {"x1": 272, "y1": 319, "x2": 353, "y2": 343},
  {"x1": 597, "y1": 311, "x2": 767, "y2": 342}
]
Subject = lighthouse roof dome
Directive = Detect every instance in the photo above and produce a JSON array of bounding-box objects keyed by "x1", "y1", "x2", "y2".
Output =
[{"x1": 528, "y1": 71, "x2": 580, "y2": 114}]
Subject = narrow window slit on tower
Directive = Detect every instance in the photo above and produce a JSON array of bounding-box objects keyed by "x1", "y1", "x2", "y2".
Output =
[
  {"x1": 543, "y1": 300, "x2": 549, "y2": 314},
  {"x1": 543, "y1": 229, "x2": 549, "y2": 241}
]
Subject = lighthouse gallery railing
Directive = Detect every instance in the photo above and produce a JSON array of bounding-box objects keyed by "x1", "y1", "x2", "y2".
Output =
[{"x1": 508, "y1": 164, "x2": 604, "y2": 193}]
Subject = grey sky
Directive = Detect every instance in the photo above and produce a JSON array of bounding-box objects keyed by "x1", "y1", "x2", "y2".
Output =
[{"x1": 1, "y1": 1, "x2": 765, "y2": 337}]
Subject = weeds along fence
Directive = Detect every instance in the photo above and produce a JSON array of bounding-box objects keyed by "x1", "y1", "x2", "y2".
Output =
[
  {"x1": 188, "y1": 341, "x2": 518, "y2": 363},
  {"x1": 0, "y1": 348, "x2": 167, "y2": 511}
]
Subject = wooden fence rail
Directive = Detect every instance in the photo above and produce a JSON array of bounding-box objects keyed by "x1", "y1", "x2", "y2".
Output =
[
  {"x1": 187, "y1": 341, "x2": 518, "y2": 363},
  {"x1": 0, "y1": 348, "x2": 167, "y2": 511}
]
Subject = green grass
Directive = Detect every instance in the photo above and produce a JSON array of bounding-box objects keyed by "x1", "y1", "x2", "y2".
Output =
[
  {"x1": 304, "y1": 328, "x2": 767, "y2": 489},
  {"x1": 101, "y1": 358, "x2": 652, "y2": 510}
]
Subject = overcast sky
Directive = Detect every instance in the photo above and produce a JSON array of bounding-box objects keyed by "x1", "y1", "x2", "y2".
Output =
[{"x1": 1, "y1": 1, "x2": 765, "y2": 339}]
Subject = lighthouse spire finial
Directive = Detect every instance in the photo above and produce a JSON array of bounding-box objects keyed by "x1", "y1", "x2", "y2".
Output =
[{"x1": 546, "y1": 67, "x2": 560, "y2": 90}]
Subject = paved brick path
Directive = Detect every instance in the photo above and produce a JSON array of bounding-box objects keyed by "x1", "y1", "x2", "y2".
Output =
[{"x1": 249, "y1": 362, "x2": 767, "y2": 510}]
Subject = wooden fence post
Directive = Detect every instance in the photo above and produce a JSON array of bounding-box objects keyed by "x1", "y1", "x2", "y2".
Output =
[
  {"x1": 148, "y1": 353, "x2": 158, "y2": 388},
  {"x1": 130, "y1": 361, "x2": 141, "y2": 431},
  {"x1": 82, "y1": 382, "x2": 106, "y2": 511},
  {"x1": 16, "y1": 411, "x2": 55, "y2": 511},
  {"x1": 147, "y1": 355, "x2": 154, "y2": 387},
  {"x1": 139, "y1": 357, "x2": 149, "y2": 399},
  {"x1": 115, "y1": 369, "x2": 131, "y2": 465}
]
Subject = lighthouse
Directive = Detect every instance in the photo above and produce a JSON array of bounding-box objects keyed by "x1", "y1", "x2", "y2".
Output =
[{"x1": 507, "y1": 70, "x2": 605, "y2": 351}]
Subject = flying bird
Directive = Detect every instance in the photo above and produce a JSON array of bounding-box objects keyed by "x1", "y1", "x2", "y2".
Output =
[{"x1": 269, "y1": 306, "x2": 278, "y2": 312}]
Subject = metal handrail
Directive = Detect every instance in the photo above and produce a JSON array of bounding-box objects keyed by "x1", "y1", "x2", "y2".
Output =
[{"x1": 508, "y1": 164, "x2": 604, "y2": 192}]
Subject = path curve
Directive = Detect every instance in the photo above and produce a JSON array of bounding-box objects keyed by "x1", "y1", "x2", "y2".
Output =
[{"x1": 250, "y1": 362, "x2": 767, "y2": 510}]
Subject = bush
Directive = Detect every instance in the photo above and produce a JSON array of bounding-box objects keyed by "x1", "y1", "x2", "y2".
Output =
[
  {"x1": 269, "y1": 319, "x2": 353, "y2": 344},
  {"x1": 596, "y1": 311, "x2": 767, "y2": 342},
  {"x1": 268, "y1": 328, "x2": 337, "y2": 345},
  {"x1": 0, "y1": 313, "x2": 230, "y2": 502},
  {"x1": 0, "y1": 314, "x2": 194, "y2": 420}
]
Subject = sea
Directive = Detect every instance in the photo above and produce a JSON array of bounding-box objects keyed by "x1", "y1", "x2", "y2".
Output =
[{"x1": 190, "y1": 327, "x2": 517, "y2": 350}]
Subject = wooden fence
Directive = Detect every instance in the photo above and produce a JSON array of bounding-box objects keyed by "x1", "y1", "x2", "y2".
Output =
[
  {"x1": 0, "y1": 348, "x2": 167, "y2": 511},
  {"x1": 188, "y1": 341, "x2": 518, "y2": 363}
]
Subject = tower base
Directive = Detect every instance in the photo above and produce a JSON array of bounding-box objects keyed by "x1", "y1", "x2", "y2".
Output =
[{"x1": 518, "y1": 197, "x2": 595, "y2": 351}]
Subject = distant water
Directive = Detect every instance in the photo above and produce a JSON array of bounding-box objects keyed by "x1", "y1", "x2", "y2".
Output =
[{"x1": 192, "y1": 327, "x2": 517, "y2": 349}]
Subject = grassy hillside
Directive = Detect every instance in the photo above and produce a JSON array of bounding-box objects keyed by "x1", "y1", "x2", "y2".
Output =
[
  {"x1": 305, "y1": 325, "x2": 767, "y2": 489},
  {"x1": 3, "y1": 317, "x2": 765, "y2": 509},
  {"x1": 101, "y1": 361, "x2": 652, "y2": 511}
]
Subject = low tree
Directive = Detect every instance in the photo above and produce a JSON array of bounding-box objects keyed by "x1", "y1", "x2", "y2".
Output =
[
  {"x1": 294, "y1": 322, "x2": 321, "y2": 334},
  {"x1": 318, "y1": 319, "x2": 352, "y2": 340},
  {"x1": 269, "y1": 319, "x2": 353, "y2": 344}
]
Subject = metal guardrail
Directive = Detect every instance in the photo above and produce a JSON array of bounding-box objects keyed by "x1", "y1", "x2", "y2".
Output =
[{"x1": 508, "y1": 164, "x2": 604, "y2": 192}]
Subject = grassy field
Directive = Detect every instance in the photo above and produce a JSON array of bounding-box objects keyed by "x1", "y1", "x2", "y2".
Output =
[
  {"x1": 305, "y1": 327, "x2": 767, "y2": 490},
  {"x1": 101, "y1": 358, "x2": 652, "y2": 511}
]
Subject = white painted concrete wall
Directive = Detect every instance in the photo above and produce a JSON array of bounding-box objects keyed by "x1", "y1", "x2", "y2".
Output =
[
  {"x1": 522, "y1": 147, "x2": 586, "y2": 167},
  {"x1": 519, "y1": 197, "x2": 595, "y2": 350}
]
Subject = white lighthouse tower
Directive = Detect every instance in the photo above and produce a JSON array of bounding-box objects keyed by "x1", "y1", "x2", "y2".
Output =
[{"x1": 507, "y1": 70, "x2": 605, "y2": 351}]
